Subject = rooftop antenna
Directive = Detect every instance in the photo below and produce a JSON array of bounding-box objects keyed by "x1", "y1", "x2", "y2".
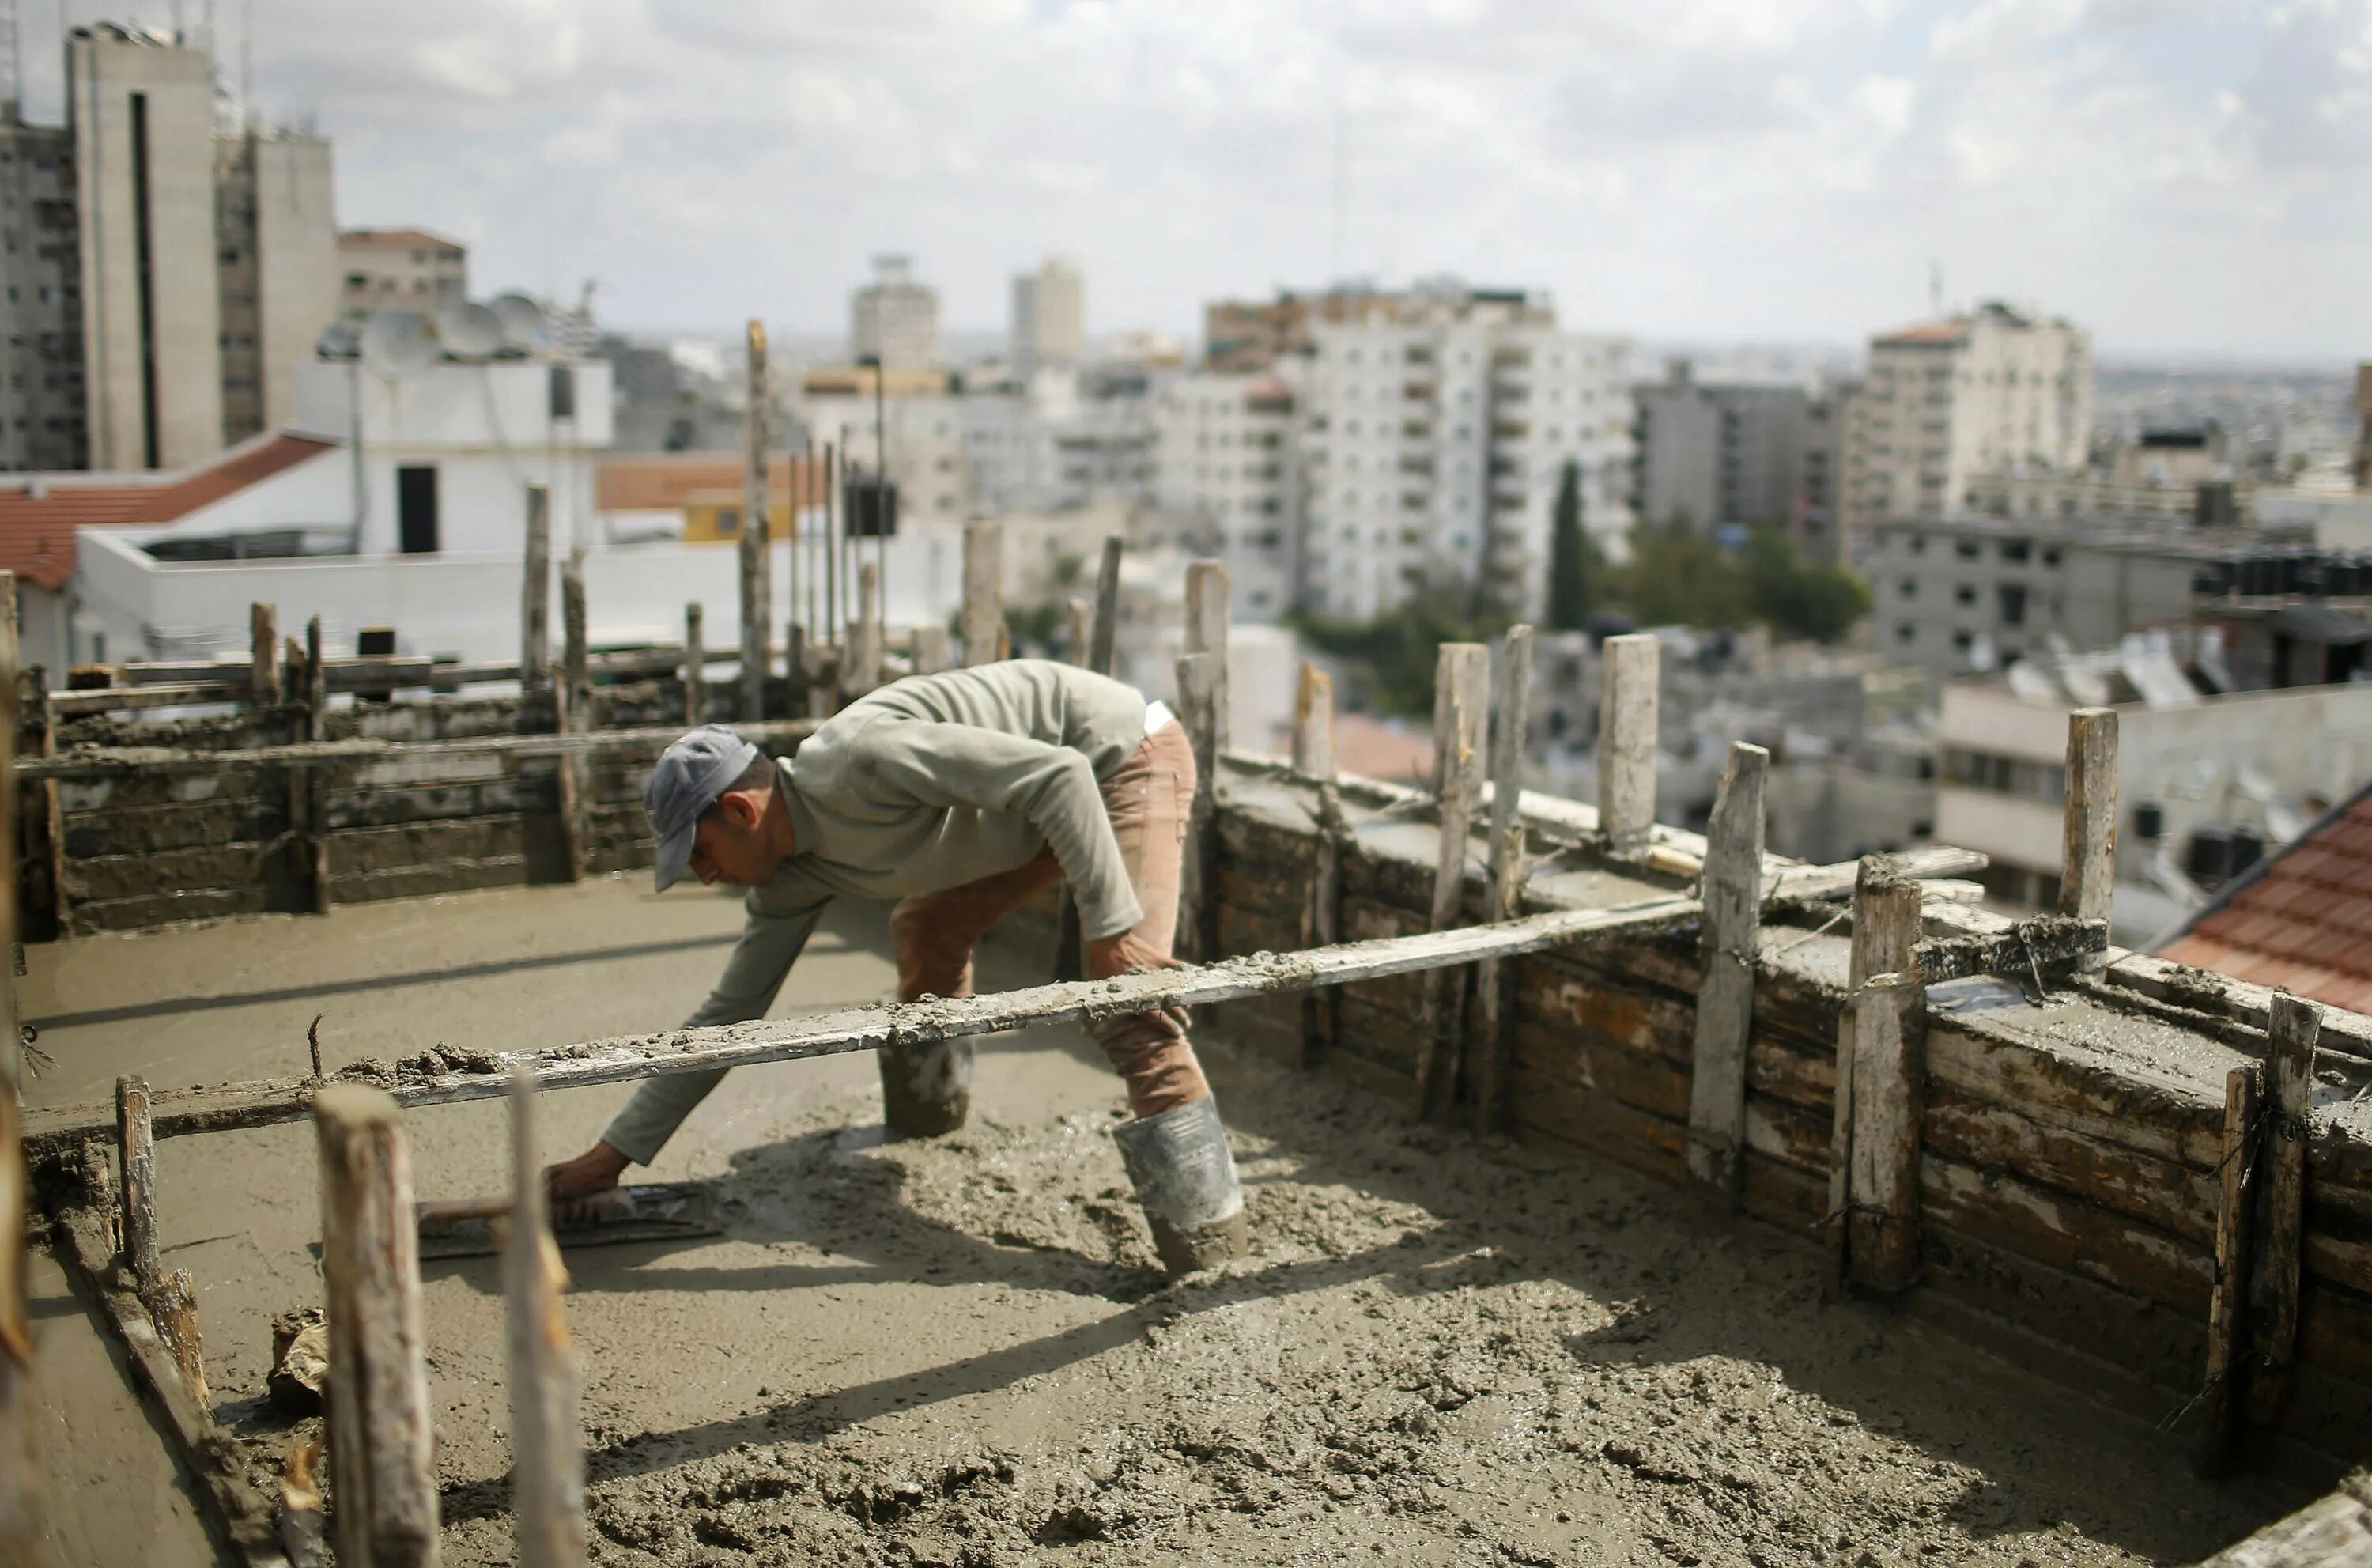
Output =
[{"x1": 1328, "y1": 88, "x2": 1347, "y2": 286}]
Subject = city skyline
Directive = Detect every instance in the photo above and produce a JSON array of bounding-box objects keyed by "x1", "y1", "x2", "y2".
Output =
[{"x1": 13, "y1": 1, "x2": 2368, "y2": 362}]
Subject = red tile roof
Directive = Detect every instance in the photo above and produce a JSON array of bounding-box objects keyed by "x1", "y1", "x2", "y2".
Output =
[
  {"x1": 0, "y1": 435, "x2": 338, "y2": 590},
  {"x1": 2161, "y1": 784, "x2": 2372, "y2": 1013}
]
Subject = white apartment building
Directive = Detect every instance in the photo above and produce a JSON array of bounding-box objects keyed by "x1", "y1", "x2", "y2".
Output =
[
  {"x1": 1010, "y1": 257, "x2": 1085, "y2": 377},
  {"x1": 1152, "y1": 372, "x2": 1301, "y2": 620},
  {"x1": 338, "y1": 228, "x2": 468, "y2": 327},
  {"x1": 1300, "y1": 291, "x2": 1633, "y2": 622},
  {"x1": 850, "y1": 255, "x2": 941, "y2": 372},
  {"x1": 1841, "y1": 300, "x2": 2092, "y2": 557}
]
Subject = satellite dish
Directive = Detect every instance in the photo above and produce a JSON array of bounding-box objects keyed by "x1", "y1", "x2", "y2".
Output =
[
  {"x1": 359, "y1": 310, "x2": 436, "y2": 376},
  {"x1": 316, "y1": 321, "x2": 361, "y2": 360},
  {"x1": 490, "y1": 292, "x2": 551, "y2": 353},
  {"x1": 436, "y1": 300, "x2": 504, "y2": 360}
]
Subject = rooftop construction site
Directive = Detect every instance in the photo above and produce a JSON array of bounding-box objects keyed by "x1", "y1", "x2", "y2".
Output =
[{"x1": 4, "y1": 356, "x2": 2371, "y2": 1568}]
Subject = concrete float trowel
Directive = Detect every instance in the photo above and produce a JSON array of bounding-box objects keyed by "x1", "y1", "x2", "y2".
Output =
[{"x1": 412, "y1": 1184, "x2": 721, "y2": 1260}]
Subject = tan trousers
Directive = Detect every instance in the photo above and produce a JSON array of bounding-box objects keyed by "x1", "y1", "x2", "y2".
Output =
[{"x1": 886, "y1": 723, "x2": 1211, "y2": 1118}]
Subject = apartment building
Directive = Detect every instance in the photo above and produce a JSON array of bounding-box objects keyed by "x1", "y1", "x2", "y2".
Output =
[
  {"x1": 1300, "y1": 285, "x2": 1632, "y2": 622},
  {"x1": 1199, "y1": 281, "x2": 1513, "y2": 375},
  {"x1": 1632, "y1": 359, "x2": 1853, "y2": 561},
  {"x1": 1152, "y1": 372, "x2": 1301, "y2": 619},
  {"x1": 338, "y1": 228, "x2": 468, "y2": 327},
  {"x1": 0, "y1": 116, "x2": 85, "y2": 470},
  {"x1": 1841, "y1": 300, "x2": 2092, "y2": 558},
  {"x1": 850, "y1": 255, "x2": 941, "y2": 372},
  {"x1": 216, "y1": 130, "x2": 337, "y2": 442},
  {"x1": 798, "y1": 365, "x2": 968, "y2": 527},
  {"x1": 1010, "y1": 257, "x2": 1084, "y2": 377}
]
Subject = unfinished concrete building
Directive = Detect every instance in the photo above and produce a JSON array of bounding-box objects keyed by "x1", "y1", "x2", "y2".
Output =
[{"x1": 4, "y1": 504, "x2": 2369, "y2": 1566}]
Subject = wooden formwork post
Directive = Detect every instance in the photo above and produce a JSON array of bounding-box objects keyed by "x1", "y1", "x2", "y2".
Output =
[
  {"x1": 1174, "y1": 652, "x2": 1221, "y2": 962},
  {"x1": 115, "y1": 1075, "x2": 161, "y2": 1293},
  {"x1": 849, "y1": 564, "x2": 884, "y2": 693},
  {"x1": 1834, "y1": 859, "x2": 1926, "y2": 1296},
  {"x1": 2246, "y1": 992, "x2": 2318, "y2": 1427},
  {"x1": 1088, "y1": 536, "x2": 1123, "y2": 677},
  {"x1": 0, "y1": 574, "x2": 17, "y2": 1081},
  {"x1": 740, "y1": 319, "x2": 773, "y2": 724},
  {"x1": 250, "y1": 603, "x2": 281, "y2": 707},
  {"x1": 504, "y1": 1070, "x2": 587, "y2": 1566},
  {"x1": 682, "y1": 603, "x2": 704, "y2": 727},
  {"x1": 555, "y1": 558, "x2": 588, "y2": 884},
  {"x1": 1052, "y1": 588, "x2": 1092, "y2": 978},
  {"x1": 1686, "y1": 742, "x2": 1770, "y2": 1203},
  {"x1": 313, "y1": 1084, "x2": 440, "y2": 1567},
  {"x1": 1066, "y1": 598, "x2": 1090, "y2": 665},
  {"x1": 910, "y1": 625, "x2": 951, "y2": 678},
  {"x1": 0, "y1": 1084, "x2": 29, "y2": 1561},
  {"x1": 961, "y1": 523, "x2": 1004, "y2": 667},
  {"x1": 304, "y1": 616, "x2": 330, "y2": 915},
  {"x1": 2195, "y1": 1059, "x2": 2264, "y2": 1475},
  {"x1": 1597, "y1": 633, "x2": 1659, "y2": 854},
  {"x1": 1416, "y1": 642, "x2": 1490, "y2": 1118},
  {"x1": 522, "y1": 483, "x2": 551, "y2": 691},
  {"x1": 2060, "y1": 706, "x2": 2117, "y2": 945},
  {"x1": 1184, "y1": 561, "x2": 1231, "y2": 754},
  {"x1": 561, "y1": 552, "x2": 587, "y2": 713},
  {"x1": 1471, "y1": 626, "x2": 1534, "y2": 1133},
  {"x1": 1294, "y1": 664, "x2": 1343, "y2": 1068}
]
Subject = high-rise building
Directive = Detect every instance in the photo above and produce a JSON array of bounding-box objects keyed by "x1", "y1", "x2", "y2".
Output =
[
  {"x1": 337, "y1": 228, "x2": 468, "y2": 327},
  {"x1": 1010, "y1": 256, "x2": 1084, "y2": 377},
  {"x1": 1632, "y1": 360, "x2": 1854, "y2": 562},
  {"x1": 1840, "y1": 300, "x2": 2092, "y2": 558},
  {"x1": 70, "y1": 24, "x2": 223, "y2": 470},
  {"x1": 1299, "y1": 282, "x2": 1633, "y2": 622},
  {"x1": 850, "y1": 255, "x2": 940, "y2": 372},
  {"x1": 1152, "y1": 372, "x2": 1301, "y2": 619},
  {"x1": 217, "y1": 129, "x2": 337, "y2": 444},
  {"x1": 60, "y1": 24, "x2": 339, "y2": 470},
  {"x1": 0, "y1": 115, "x2": 87, "y2": 471}
]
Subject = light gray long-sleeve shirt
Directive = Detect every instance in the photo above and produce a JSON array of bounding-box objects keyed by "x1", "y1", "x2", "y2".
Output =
[{"x1": 602, "y1": 660, "x2": 1151, "y2": 1163}]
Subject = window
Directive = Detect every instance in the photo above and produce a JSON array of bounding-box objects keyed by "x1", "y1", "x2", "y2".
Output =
[
  {"x1": 396, "y1": 466, "x2": 440, "y2": 554},
  {"x1": 1954, "y1": 585, "x2": 1976, "y2": 606},
  {"x1": 1955, "y1": 540, "x2": 1981, "y2": 560},
  {"x1": 1896, "y1": 622, "x2": 1916, "y2": 644},
  {"x1": 2001, "y1": 538, "x2": 2031, "y2": 564},
  {"x1": 2000, "y1": 584, "x2": 2027, "y2": 626},
  {"x1": 1898, "y1": 579, "x2": 1917, "y2": 599}
]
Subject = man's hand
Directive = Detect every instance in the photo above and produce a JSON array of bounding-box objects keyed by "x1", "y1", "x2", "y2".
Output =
[
  {"x1": 1086, "y1": 930, "x2": 1184, "y2": 980},
  {"x1": 544, "y1": 1140, "x2": 631, "y2": 1219}
]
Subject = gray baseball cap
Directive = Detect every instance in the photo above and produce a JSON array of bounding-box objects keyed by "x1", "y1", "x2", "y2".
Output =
[{"x1": 645, "y1": 724, "x2": 764, "y2": 891}]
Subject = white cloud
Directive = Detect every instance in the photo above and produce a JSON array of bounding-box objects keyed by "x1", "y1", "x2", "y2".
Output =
[{"x1": 10, "y1": 0, "x2": 2344, "y2": 357}]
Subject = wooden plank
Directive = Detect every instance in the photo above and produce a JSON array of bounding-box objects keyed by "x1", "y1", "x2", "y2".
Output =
[
  {"x1": 961, "y1": 523, "x2": 1003, "y2": 667},
  {"x1": 249, "y1": 603, "x2": 280, "y2": 707},
  {"x1": 551, "y1": 685, "x2": 583, "y2": 885},
  {"x1": 1416, "y1": 643, "x2": 1489, "y2": 1118},
  {"x1": 1596, "y1": 633, "x2": 1659, "y2": 853},
  {"x1": 911, "y1": 625, "x2": 951, "y2": 678},
  {"x1": 2248, "y1": 991, "x2": 2318, "y2": 1426},
  {"x1": 2196, "y1": 1061, "x2": 2264, "y2": 1475},
  {"x1": 22, "y1": 719, "x2": 822, "y2": 781},
  {"x1": 1471, "y1": 626, "x2": 1532, "y2": 1133},
  {"x1": 1088, "y1": 536, "x2": 1123, "y2": 677},
  {"x1": 522, "y1": 482, "x2": 552, "y2": 690},
  {"x1": 116, "y1": 1075, "x2": 161, "y2": 1293},
  {"x1": 1175, "y1": 652, "x2": 1221, "y2": 962},
  {"x1": 1846, "y1": 859, "x2": 1928, "y2": 1294},
  {"x1": 849, "y1": 563, "x2": 883, "y2": 693},
  {"x1": 682, "y1": 603, "x2": 704, "y2": 726},
  {"x1": 504, "y1": 1070, "x2": 587, "y2": 1566},
  {"x1": 1185, "y1": 561, "x2": 1231, "y2": 754},
  {"x1": 1687, "y1": 741, "x2": 1769, "y2": 1202},
  {"x1": 2191, "y1": 1474, "x2": 2372, "y2": 1567},
  {"x1": 315, "y1": 1084, "x2": 440, "y2": 1566},
  {"x1": 2060, "y1": 706, "x2": 2118, "y2": 939},
  {"x1": 0, "y1": 1086, "x2": 28, "y2": 1562},
  {"x1": 1295, "y1": 665, "x2": 1343, "y2": 1069},
  {"x1": 740, "y1": 318, "x2": 772, "y2": 724}
]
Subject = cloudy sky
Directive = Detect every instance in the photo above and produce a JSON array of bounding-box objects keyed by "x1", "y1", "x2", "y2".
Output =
[{"x1": 21, "y1": 0, "x2": 2370, "y2": 359}]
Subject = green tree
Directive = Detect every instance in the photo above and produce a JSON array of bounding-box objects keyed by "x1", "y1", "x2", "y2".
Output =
[
  {"x1": 1547, "y1": 459, "x2": 1592, "y2": 630},
  {"x1": 1294, "y1": 590, "x2": 1513, "y2": 718}
]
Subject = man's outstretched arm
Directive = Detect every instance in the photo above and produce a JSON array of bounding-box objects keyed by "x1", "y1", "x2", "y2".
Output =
[{"x1": 549, "y1": 893, "x2": 829, "y2": 1198}]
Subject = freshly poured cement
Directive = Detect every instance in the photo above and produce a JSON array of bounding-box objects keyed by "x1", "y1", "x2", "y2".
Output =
[{"x1": 26, "y1": 880, "x2": 2298, "y2": 1564}]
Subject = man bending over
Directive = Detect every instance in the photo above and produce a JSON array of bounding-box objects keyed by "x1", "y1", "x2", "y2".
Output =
[{"x1": 543, "y1": 659, "x2": 1247, "y2": 1273}]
